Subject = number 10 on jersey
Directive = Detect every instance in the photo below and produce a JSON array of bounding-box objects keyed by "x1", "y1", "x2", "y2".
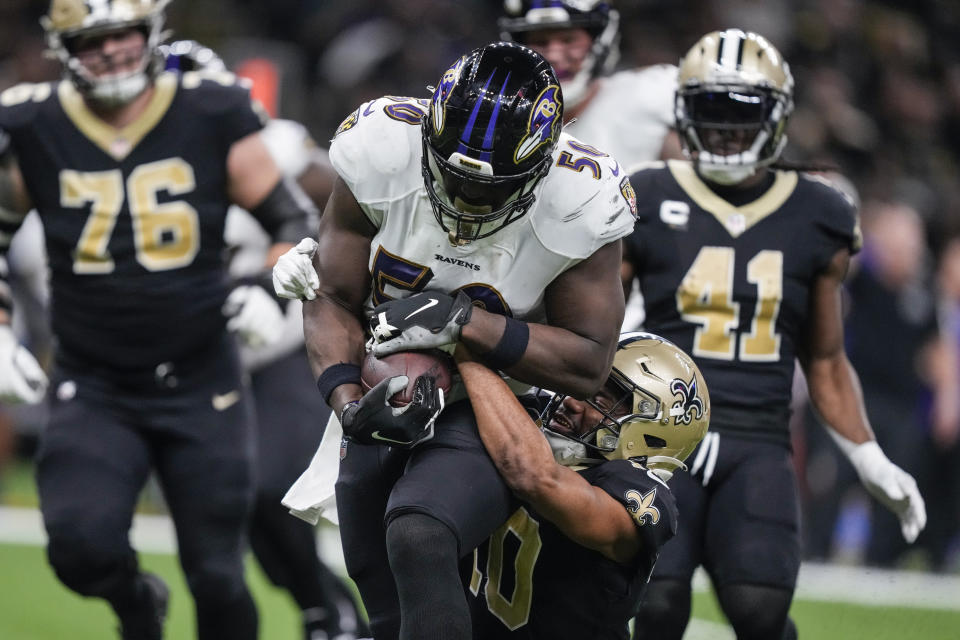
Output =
[{"x1": 676, "y1": 246, "x2": 783, "y2": 362}]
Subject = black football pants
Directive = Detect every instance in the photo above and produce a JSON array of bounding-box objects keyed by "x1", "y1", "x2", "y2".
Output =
[{"x1": 37, "y1": 337, "x2": 257, "y2": 640}]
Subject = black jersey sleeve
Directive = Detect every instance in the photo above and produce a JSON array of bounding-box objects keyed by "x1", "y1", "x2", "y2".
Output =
[
  {"x1": 802, "y1": 173, "x2": 862, "y2": 266},
  {"x1": 584, "y1": 459, "x2": 679, "y2": 555},
  {"x1": 186, "y1": 75, "x2": 267, "y2": 149}
]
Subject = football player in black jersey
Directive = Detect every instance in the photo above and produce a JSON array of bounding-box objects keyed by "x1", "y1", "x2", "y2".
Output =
[
  {"x1": 458, "y1": 332, "x2": 709, "y2": 640},
  {"x1": 0, "y1": 2, "x2": 314, "y2": 639},
  {"x1": 624, "y1": 30, "x2": 927, "y2": 640}
]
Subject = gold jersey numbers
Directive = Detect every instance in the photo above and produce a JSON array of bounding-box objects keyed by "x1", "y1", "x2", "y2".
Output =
[{"x1": 676, "y1": 246, "x2": 783, "y2": 361}]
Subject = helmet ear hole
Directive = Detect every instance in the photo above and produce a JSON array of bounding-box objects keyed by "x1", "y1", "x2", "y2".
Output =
[{"x1": 644, "y1": 434, "x2": 667, "y2": 449}]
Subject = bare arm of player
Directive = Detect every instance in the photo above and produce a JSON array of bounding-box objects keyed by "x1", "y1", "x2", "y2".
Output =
[
  {"x1": 799, "y1": 248, "x2": 874, "y2": 443},
  {"x1": 461, "y1": 238, "x2": 625, "y2": 399},
  {"x1": 455, "y1": 347, "x2": 641, "y2": 564},
  {"x1": 620, "y1": 239, "x2": 637, "y2": 303},
  {"x1": 262, "y1": 154, "x2": 336, "y2": 269},
  {"x1": 0, "y1": 159, "x2": 33, "y2": 319},
  {"x1": 0, "y1": 160, "x2": 33, "y2": 217},
  {"x1": 226, "y1": 130, "x2": 283, "y2": 210},
  {"x1": 227, "y1": 130, "x2": 318, "y2": 264},
  {"x1": 800, "y1": 247, "x2": 926, "y2": 542},
  {"x1": 0, "y1": 158, "x2": 49, "y2": 403},
  {"x1": 303, "y1": 176, "x2": 375, "y2": 415}
]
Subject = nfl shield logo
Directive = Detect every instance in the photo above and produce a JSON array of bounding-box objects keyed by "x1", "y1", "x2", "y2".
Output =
[{"x1": 727, "y1": 213, "x2": 746, "y2": 236}]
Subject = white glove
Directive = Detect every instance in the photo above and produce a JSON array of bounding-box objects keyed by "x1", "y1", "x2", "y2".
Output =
[
  {"x1": 0, "y1": 325, "x2": 48, "y2": 404},
  {"x1": 847, "y1": 440, "x2": 927, "y2": 543},
  {"x1": 223, "y1": 285, "x2": 285, "y2": 348},
  {"x1": 272, "y1": 237, "x2": 320, "y2": 301}
]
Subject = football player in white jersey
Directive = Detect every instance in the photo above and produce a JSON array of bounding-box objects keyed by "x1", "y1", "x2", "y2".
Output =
[
  {"x1": 499, "y1": 0, "x2": 680, "y2": 173},
  {"x1": 273, "y1": 42, "x2": 636, "y2": 639},
  {"x1": 499, "y1": 0, "x2": 679, "y2": 331}
]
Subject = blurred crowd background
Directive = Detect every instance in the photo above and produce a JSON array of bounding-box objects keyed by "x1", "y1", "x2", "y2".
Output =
[{"x1": 1, "y1": 0, "x2": 958, "y2": 574}]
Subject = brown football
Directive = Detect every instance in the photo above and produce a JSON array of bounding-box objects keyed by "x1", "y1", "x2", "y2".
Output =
[{"x1": 360, "y1": 349, "x2": 454, "y2": 407}]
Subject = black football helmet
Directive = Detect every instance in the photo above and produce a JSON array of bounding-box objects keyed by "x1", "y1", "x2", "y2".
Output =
[
  {"x1": 422, "y1": 41, "x2": 563, "y2": 246},
  {"x1": 499, "y1": 0, "x2": 619, "y2": 105}
]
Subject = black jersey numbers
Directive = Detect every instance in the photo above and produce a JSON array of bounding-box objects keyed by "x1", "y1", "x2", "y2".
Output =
[
  {"x1": 62, "y1": 158, "x2": 199, "y2": 274},
  {"x1": 469, "y1": 507, "x2": 542, "y2": 631},
  {"x1": 677, "y1": 246, "x2": 783, "y2": 362}
]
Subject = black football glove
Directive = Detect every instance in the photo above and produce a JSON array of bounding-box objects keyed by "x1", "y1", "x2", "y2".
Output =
[
  {"x1": 368, "y1": 291, "x2": 473, "y2": 357},
  {"x1": 340, "y1": 374, "x2": 445, "y2": 448}
]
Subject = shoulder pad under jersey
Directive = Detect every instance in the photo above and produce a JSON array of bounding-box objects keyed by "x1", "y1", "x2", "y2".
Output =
[
  {"x1": 328, "y1": 96, "x2": 428, "y2": 212},
  {"x1": 179, "y1": 71, "x2": 267, "y2": 118},
  {"x1": 0, "y1": 82, "x2": 58, "y2": 130},
  {"x1": 531, "y1": 132, "x2": 637, "y2": 259},
  {"x1": 799, "y1": 172, "x2": 862, "y2": 253}
]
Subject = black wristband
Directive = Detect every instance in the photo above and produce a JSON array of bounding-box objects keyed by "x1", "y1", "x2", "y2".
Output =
[
  {"x1": 316, "y1": 363, "x2": 362, "y2": 404},
  {"x1": 484, "y1": 316, "x2": 529, "y2": 372}
]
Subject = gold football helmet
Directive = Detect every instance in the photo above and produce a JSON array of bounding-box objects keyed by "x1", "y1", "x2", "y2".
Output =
[
  {"x1": 42, "y1": 0, "x2": 171, "y2": 106},
  {"x1": 675, "y1": 29, "x2": 794, "y2": 185},
  {"x1": 543, "y1": 332, "x2": 710, "y2": 479}
]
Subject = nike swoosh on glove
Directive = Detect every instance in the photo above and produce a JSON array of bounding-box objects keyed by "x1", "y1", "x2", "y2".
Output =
[
  {"x1": 368, "y1": 291, "x2": 473, "y2": 357},
  {"x1": 223, "y1": 285, "x2": 285, "y2": 348},
  {"x1": 272, "y1": 237, "x2": 320, "y2": 300},
  {"x1": 849, "y1": 441, "x2": 927, "y2": 543},
  {"x1": 0, "y1": 325, "x2": 48, "y2": 404},
  {"x1": 340, "y1": 374, "x2": 445, "y2": 448}
]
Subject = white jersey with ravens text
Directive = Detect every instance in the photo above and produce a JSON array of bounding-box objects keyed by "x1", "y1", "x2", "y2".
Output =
[
  {"x1": 329, "y1": 95, "x2": 637, "y2": 326},
  {"x1": 281, "y1": 96, "x2": 637, "y2": 525}
]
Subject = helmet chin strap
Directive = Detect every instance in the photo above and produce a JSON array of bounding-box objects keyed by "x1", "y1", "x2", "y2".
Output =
[
  {"x1": 544, "y1": 430, "x2": 599, "y2": 468},
  {"x1": 645, "y1": 455, "x2": 687, "y2": 483}
]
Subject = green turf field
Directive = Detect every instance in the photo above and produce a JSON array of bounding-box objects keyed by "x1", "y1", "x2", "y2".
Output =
[
  {"x1": 2, "y1": 542, "x2": 958, "y2": 640},
  {"x1": 0, "y1": 543, "x2": 302, "y2": 639}
]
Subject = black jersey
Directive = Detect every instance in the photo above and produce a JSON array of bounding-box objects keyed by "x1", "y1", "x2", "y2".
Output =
[
  {"x1": 0, "y1": 72, "x2": 266, "y2": 371},
  {"x1": 467, "y1": 459, "x2": 677, "y2": 639},
  {"x1": 625, "y1": 160, "x2": 860, "y2": 441}
]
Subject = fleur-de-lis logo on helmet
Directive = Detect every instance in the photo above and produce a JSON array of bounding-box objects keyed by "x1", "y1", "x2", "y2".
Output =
[
  {"x1": 670, "y1": 376, "x2": 704, "y2": 426},
  {"x1": 432, "y1": 56, "x2": 466, "y2": 136},
  {"x1": 514, "y1": 84, "x2": 561, "y2": 163}
]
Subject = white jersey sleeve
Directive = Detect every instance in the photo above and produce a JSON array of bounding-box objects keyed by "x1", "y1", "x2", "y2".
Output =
[
  {"x1": 531, "y1": 132, "x2": 637, "y2": 259},
  {"x1": 327, "y1": 97, "x2": 428, "y2": 228}
]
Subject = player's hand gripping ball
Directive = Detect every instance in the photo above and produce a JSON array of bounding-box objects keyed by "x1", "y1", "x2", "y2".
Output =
[{"x1": 340, "y1": 350, "x2": 453, "y2": 448}]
